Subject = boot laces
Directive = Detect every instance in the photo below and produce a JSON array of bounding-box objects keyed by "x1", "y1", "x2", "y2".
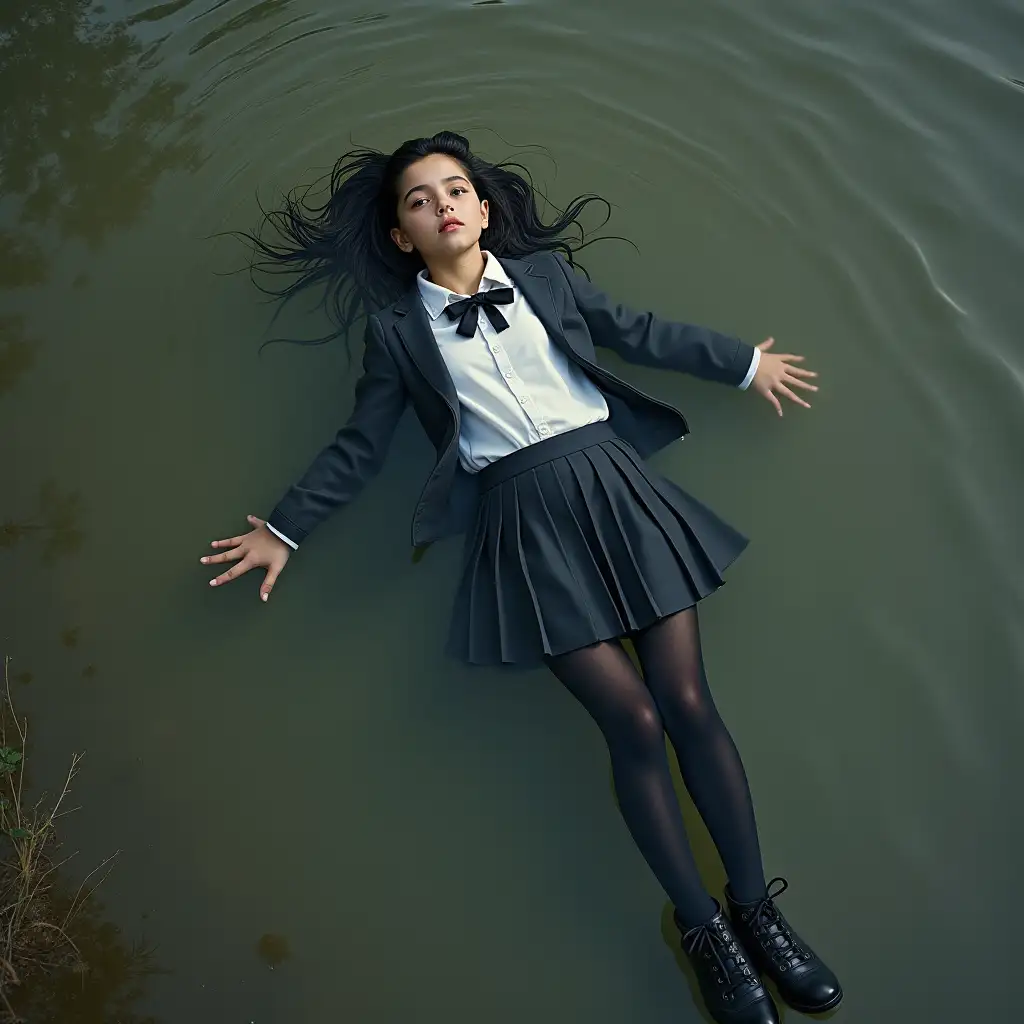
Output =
[
  {"x1": 744, "y1": 877, "x2": 810, "y2": 970},
  {"x1": 683, "y1": 916, "x2": 758, "y2": 1001}
]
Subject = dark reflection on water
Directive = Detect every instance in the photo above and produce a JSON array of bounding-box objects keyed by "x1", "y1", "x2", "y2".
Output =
[
  {"x1": 1, "y1": 0, "x2": 206, "y2": 570},
  {"x1": 1, "y1": 481, "x2": 85, "y2": 565},
  {"x1": 0, "y1": 315, "x2": 37, "y2": 398},
  {"x1": 8, "y1": 892, "x2": 167, "y2": 1024},
  {"x1": 0, "y1": 0, "x2": 205, "y2": 562},
  {"x1": 0, "y1": 234, "x2": 47, "y2": 289},
  {"x1": 0, "y1": 0, "x2": 203, "y2": 249},
  {"x1": 1, "y1": 1, "x2": 206, "y2": 1019}
]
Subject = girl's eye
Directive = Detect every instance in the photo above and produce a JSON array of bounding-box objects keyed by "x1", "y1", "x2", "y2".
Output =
[{"x1": 411, "y1": 186, "x2": 468, "y2": 208}]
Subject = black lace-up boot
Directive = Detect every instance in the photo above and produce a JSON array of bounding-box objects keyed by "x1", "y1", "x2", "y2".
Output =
[
  {"x1": 725, "y1": 877, "x2": 843, "y2": 1014},
  {"x1": 675, "y1": 900, "x2": 780, "y2": 1024}
]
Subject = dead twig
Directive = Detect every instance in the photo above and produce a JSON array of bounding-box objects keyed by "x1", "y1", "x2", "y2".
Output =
[{"x1": 0, "y1": 653, "x2": 116, "y2": 1015}]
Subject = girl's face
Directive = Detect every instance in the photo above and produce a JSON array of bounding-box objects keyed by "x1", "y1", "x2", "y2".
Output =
[{"x1": 390, "y1": 153, "x2": 489, "y2": 262}]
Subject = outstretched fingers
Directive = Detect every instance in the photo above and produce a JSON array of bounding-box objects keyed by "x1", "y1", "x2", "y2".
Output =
[
  {"x1": 260, "y1": 565, "x2": 282, "y2": 603},
  {"x1": 211, "y1": 515, "x2": 263, "y2": 550},
  {"x1": 784, "y1": 374, "x2": 819, "y2": 392},
  {"x1": 200, "y1": 547, "x2": 244, "y2": 566},
  {"x1": 776, "y1": 383, "x2": 811, "y2": 409},
  {"x1": 208, "y1": 555, "x2": 254, "y2": 587},
  {"x1": 785, "y1": 365, "x2": 818, "y2": 379},
  {"x1": 764, "y1": 388, "x2": 784, "y2": 417},
  {"x1": 210, "y1": 533, "x2": 246, "y2": 549}
]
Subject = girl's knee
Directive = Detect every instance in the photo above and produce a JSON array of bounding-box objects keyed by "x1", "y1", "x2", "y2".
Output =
[
  {"x1": 606, "y1": 696, "x2": 665, "y2": 756},
  {"x1": 660, "y1": 673, "x2": 719, "y2": 730}
]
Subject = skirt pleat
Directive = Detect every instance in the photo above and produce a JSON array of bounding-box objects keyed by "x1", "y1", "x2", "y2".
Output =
[
  {"x1": 445, "y1": 424, "x2": 748, "y2": 668},
  {"x1": 563, "y1": 450, "x2": 650, "y2": 630}
]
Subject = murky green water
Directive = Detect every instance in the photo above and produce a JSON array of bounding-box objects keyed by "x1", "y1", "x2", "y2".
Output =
[{"x1": 3, "y1": 0, "x2": 1023, "y2": 1020}]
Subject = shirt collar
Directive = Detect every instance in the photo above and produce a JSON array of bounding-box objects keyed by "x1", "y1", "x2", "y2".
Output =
[{"x1": 416, "y1": 251, "x2": 512, "y2": 321}]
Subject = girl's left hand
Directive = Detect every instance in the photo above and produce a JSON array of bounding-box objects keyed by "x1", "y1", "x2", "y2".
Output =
[{"x1": 751, "y1": 337, "x2": 819, "y2": 416}]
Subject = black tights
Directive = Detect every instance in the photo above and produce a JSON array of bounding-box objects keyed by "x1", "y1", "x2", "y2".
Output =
[{"x1": 546, "y1": 608, "x2": 766, "y2": 928}]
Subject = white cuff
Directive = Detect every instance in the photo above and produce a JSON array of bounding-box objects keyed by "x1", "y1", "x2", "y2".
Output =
[
  {"x1": 738, "y1": 346, "x2": 760, "y2": 391},
  {"x1": 265, "y1": 521, "x2": 298, "y2": 550}
]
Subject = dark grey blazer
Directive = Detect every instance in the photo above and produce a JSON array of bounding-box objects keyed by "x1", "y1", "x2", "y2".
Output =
[{"x1": 267, "y1": 249, "x2": 756, "y2": 549}]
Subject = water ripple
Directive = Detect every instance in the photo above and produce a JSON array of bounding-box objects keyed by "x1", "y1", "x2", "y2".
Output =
[{"x1": 190, "y1": 0, "x2": 296, "y2": 54}]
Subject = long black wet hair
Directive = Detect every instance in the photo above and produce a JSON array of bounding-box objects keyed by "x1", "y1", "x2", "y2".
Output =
[{"x1": 242, "y1": 131, "x2": 618, "y2": 359}]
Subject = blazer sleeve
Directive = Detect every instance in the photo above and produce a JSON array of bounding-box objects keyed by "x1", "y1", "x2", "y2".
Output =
[
  {"x1": 266, "y1": 314, "x2": 408, "y2": 547},
  {"x1": 550, "y1": 250, "x2": 757, "y2": 387}
]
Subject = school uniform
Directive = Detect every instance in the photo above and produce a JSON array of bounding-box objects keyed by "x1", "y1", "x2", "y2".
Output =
[{"x1": 266, "y1": 250, "x2": 760, "y2": 667}]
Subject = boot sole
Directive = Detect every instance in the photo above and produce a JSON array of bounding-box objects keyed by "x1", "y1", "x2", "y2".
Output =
[{"x1": 787, "y1": 986, "x2": 843, "y2": 1014}]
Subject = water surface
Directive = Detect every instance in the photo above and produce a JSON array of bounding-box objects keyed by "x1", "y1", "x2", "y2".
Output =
[{"x1": 2, "y1": 0, "x2": 1022, "y2": 1019}]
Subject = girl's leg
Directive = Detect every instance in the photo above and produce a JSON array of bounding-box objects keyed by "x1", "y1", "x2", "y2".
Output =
[
  {"x1": 546, "y1": 639, "x2": 717, "y2": 928},
  {"x1": 633, "y1": 608, "x2": 767, "y2": 904}
]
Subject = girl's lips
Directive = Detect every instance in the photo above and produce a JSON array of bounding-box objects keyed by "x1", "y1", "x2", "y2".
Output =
[{"x1": 440, "y1": 220, "x2": 464, "y2": 233}]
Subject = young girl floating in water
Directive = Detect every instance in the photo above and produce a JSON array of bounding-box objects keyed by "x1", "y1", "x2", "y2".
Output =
[{"x1": 201, "y1": 131, "x2": 841, "y2": 1024}]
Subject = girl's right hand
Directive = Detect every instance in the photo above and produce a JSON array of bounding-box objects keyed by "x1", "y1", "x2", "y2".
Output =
[{"x1": 200, "y1": 514, "x2": 291, "y2": 602}]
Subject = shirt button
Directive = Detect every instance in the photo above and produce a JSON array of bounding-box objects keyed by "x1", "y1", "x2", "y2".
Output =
[
  {"x1": 519, "y1": 396, "x2": 528, "y2": 405},
  {"x1": 504, "y1": 370, "x2": 514, "y2": 379},
  {"x1": 491, "y1": 344, "x2": 501, "y2": 353},
  {"x1": 539, "y1": 424, "x2": 551, "y2": 435}
]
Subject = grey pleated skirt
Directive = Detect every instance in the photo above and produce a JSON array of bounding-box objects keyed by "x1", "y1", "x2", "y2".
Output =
[{"x1": 445, "y1": 421, "x2": 748, "y2": 668}]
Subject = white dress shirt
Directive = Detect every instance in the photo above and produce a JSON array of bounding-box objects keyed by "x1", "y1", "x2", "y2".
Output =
[
  {"x1": 266, "y1": 251, "x2": 759, "y2": 550},
  {"x1": 417, "y1": 252, "x2": 611, "y2": 473}
]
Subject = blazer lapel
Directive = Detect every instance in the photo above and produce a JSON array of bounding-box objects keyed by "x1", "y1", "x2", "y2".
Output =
[
  {"x1": 392, "y1": 284, "x2": 460, "y2": 411},
  {"x1": 500, "y1": 255, "x2": 583, "y2": 362}
]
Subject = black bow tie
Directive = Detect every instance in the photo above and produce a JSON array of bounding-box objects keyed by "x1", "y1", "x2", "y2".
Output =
[{"x1": 443, "y1": 286, "x2": 514, "y2": 338}]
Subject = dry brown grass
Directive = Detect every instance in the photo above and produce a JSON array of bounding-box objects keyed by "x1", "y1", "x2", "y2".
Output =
[{"x1": 0, "y1": 654, "x2": 118, "y2": 1021}]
